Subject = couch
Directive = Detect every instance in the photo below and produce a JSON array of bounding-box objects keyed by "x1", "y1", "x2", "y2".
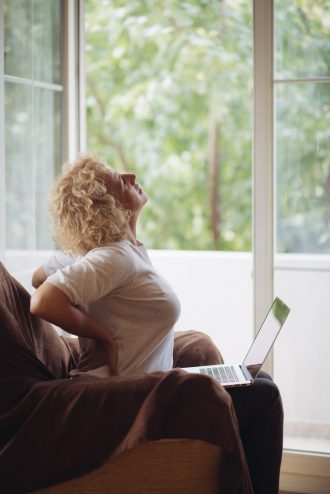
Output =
[{"x1": 0, "y1": 262, "x2": 253, "y2": 493}]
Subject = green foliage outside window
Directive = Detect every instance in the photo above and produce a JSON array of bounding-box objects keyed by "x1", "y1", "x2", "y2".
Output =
[
  {"x1": 275, "y1": 0, "x2": 330, "y2": 254},
  {"x1": 85, "y1": 0, "x2": 253, "y2": 251}
]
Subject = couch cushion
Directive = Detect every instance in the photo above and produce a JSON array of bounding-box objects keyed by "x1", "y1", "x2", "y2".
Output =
[{"x1": 173, "y1": 330, "x2": 224, "y2": 367}]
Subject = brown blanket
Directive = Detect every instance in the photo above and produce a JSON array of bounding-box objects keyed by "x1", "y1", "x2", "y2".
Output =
[{"x1": 0, "y1": 262, "x2": 252, "y2": 493}]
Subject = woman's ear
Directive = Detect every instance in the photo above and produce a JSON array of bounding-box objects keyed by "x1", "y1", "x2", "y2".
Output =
[{"x1": 125, "y1": 209, "x2": 133, "y2": 221}]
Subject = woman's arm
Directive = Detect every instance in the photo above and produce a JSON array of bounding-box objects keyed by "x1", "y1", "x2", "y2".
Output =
[
  {"x1": 32, "y1": 252, "x2": 77, "y2": 288},
  {"x1": 30, "y1": 282, "x2": 117, "y2": 374}
]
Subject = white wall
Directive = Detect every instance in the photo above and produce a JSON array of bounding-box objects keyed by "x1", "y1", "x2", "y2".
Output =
[{"x1": 149, "y1": 250, "x2": 253, "y2": 362}]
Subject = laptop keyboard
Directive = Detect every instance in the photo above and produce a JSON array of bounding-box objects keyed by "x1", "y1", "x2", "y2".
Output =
[{"x1": 199, "y1": 365, "x2": 240, "y2": 384}]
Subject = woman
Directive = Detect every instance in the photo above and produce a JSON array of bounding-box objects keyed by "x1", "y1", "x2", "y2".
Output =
[
  {"x1": 31, "y1": 153, "x2": 283, "y2": 493},
  {"x1": 30, "y1": 154, "x2": 181, "y2": 377}
]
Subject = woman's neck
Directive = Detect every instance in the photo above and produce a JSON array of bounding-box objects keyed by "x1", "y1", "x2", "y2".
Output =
[
  {"x1": 126, "y1": 208, "x2": 143, "y2": 245},
  {"x1": 127, "y1": 217, "x2": 138, "y2": 245}
]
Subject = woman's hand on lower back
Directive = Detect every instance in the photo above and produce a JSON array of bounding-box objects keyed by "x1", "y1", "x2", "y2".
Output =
[
  {"x1": 77, "y1": 337, "x2": 118, "y2": 376},
  {"x1": 31, "y1": 282, "x2": 118, "y2": 375}
]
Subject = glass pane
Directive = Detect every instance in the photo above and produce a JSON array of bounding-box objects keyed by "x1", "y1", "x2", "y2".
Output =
[
  {"x1": 5, "y1": 82, "x2": 34, "y2": 249},
  {"x1": 4, "y1": 0, "x2": 63, "y2": 253},
  {"x1": 276, "y1": 82, "x2": 330, "y2": 254},
  {"x1": 33, "y1": 0, "x2": 62, "y2": 84},
  {"x1": 4, "y1": 0, "x2": 62, "y2": 84},
  {"x1": 34, "y1": 88, "x2": 63, "y2": 249},
  {"x1": 4, "y1": 0, "x2": 33, "y2": 79},
  {"x1": 275, "y1": 0, "x2": 330, "y2": 79},
  {"x1": 5, "y1": 84, "x2": 63, "y2": 250},
  {"x1": 275, "y1": 2, "x2": 330, "y2": 456},
  {"x1": 85, "y1": 0, "x2": 253, "y2": 252}
]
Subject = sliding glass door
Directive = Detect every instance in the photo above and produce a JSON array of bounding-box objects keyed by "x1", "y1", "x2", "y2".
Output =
[{"x1": 273, "y1": 0, "x2": 330, "y2": 455}]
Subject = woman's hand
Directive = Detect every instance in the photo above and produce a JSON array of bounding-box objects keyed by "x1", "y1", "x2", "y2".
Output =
[
  {"x1": 31, "y1": 266, "x2": 47, "y2": 288},
  {"x1": 77, "y1": 337, "x2": 118, "y2": 376}
]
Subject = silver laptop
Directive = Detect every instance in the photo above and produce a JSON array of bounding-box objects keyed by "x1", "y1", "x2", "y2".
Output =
[{"x1": 183, "y1": 297, "x2": 290, "y2": 387}]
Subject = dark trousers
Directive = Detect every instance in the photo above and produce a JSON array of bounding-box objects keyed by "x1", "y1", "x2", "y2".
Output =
[{"x1": 227, "y1": 372, "x2": 284, "y2": 494}]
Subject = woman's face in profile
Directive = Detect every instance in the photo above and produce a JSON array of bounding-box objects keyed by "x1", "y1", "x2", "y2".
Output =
[{"x1": 104, "y1": 170, "x2": 148, "y2": 213}]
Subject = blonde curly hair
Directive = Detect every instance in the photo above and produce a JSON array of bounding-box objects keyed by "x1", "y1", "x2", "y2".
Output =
[{"x1": 49, "y1": 154, "x2": 129, "y2": 255}]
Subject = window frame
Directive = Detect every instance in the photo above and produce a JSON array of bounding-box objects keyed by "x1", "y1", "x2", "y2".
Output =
[{"x1": 62, "y1": 0, "x2": 85, "y2": 160}]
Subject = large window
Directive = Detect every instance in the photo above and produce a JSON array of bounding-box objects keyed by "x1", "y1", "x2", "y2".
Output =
[{"x1": 2, "y1": 0, "x2": 63, "y2": 250}]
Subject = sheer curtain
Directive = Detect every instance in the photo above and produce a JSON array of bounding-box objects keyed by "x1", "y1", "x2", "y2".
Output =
[{"x1": 4, "y1": 0, "x2": 63, "y2": 250}]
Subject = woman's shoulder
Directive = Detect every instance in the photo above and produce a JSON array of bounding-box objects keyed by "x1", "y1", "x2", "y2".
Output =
[
  {"x1": 85, "y1": 240, "x2": 146, "y2": 268},
  {"x1": 87, "y1": 240, "x2": 140, "y2": 255}
]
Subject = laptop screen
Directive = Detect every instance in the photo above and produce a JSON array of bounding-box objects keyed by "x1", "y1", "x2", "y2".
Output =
[{"x1": 243, "y1": 297, "x2": 290, "y2": 378}]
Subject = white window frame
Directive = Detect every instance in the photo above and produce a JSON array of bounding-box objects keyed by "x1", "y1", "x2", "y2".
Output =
[
  {"x1": 253, "y1": 0, "x2": 274, "y2": 348},
  {"x1": 253, "y1": 1, "x2": 330, "y2": 493},
  {"x1": 62, "y1": 0, "x2": 85, "y2": 160}
]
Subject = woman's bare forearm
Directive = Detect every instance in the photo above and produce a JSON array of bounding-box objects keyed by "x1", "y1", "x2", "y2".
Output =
[{"x1": 30, "y1": 282, "x2": 117, "y2": 373}]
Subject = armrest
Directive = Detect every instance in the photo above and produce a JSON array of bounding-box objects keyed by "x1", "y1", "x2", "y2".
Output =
[{"x1": 33, "y1": 439, "x2": 224, "y2": 494}]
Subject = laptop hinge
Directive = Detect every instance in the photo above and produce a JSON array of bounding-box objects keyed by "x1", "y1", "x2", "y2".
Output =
[{"x1": 240, "y1": 364, "x2": 253, "y2": 382}]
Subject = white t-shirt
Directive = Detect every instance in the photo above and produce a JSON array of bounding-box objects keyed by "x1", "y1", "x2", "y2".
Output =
[{"x1": 44, "y1": 241, "x2": 181, "y2": 376}]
